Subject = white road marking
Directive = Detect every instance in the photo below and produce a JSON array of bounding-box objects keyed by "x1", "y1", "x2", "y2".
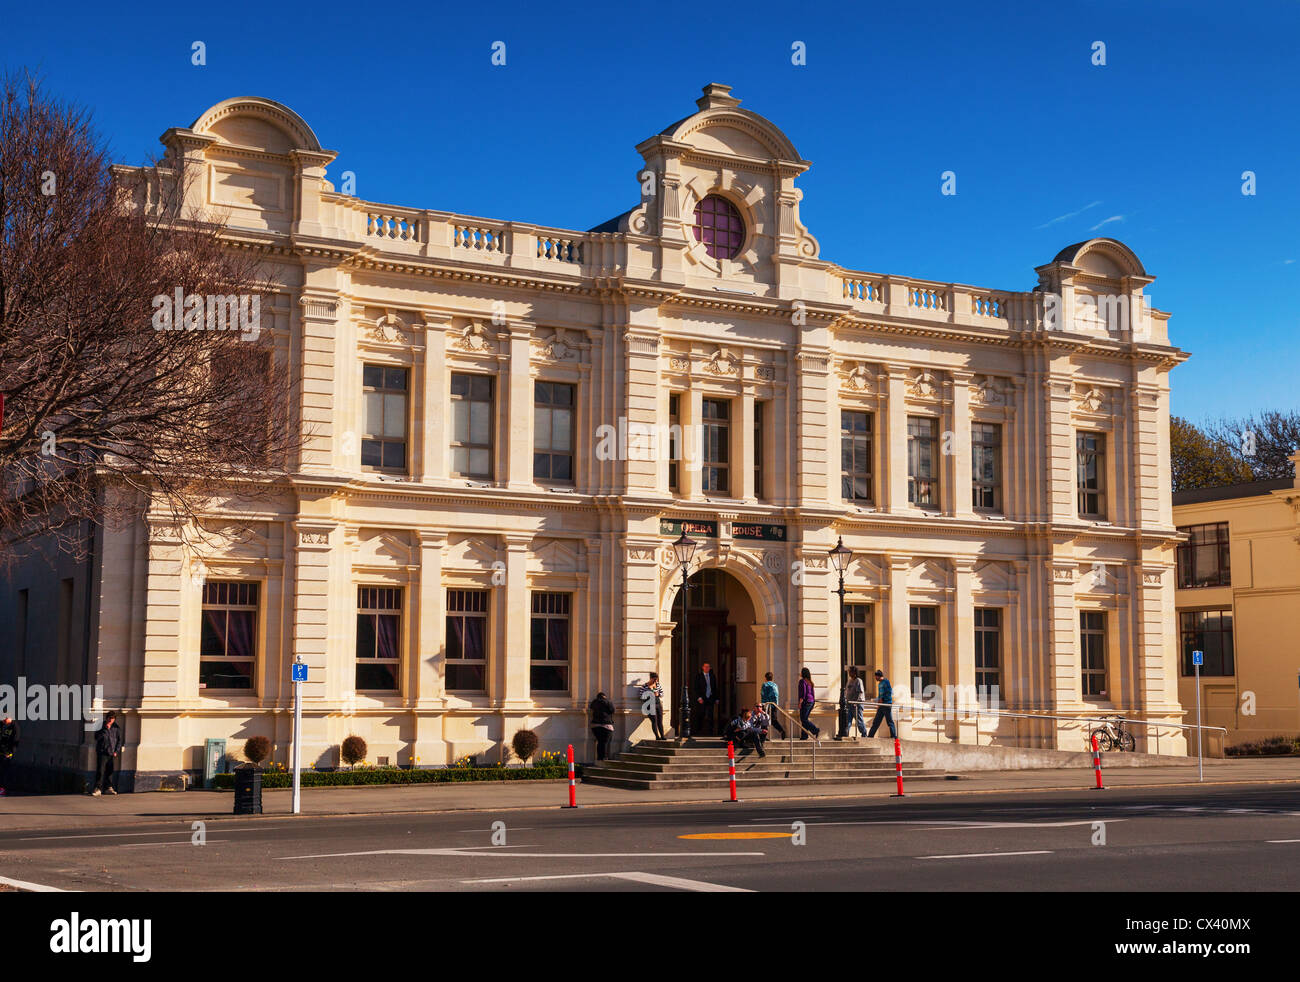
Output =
[
  {"x1": 730, "y1": 820, "x2": 1120, "y2": 830},
  {"x1": 1266, "y1": 839, "x2": 1300, "y2": 843},
  {"x1": 281, "y1": 846, "x2": 766, "y2": 860},
  {"x1": 917, "y1": 850, "x2": 1053, "y2": 860},
  {"x1": 466, "y1": 871, "x2": 752, "y2": 892},
  {"x1": 0, "y1": 874, "x2": 71, "y2": 892},
  {"x1": 20, "y1": 827, "x2": 284, "y2": 842}
]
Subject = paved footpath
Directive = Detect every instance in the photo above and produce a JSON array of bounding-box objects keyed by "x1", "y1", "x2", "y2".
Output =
[{"x1": 2, "y1": 757, "x2": 1298, "y2": 832}]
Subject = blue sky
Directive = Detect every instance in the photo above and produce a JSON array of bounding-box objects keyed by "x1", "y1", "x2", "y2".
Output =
[{"x1": 5, "y1": 0, "x2": 1297, "y2": 422}]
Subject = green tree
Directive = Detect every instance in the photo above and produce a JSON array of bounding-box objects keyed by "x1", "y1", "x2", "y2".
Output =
[{"x1": 1170, "y1": 416, "x2": 1253, "y2": 492}]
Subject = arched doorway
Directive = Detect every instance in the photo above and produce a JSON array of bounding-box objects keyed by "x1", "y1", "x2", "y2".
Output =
[{"x1": 669, "y1": 568, "x2": 757, "y2": 736}]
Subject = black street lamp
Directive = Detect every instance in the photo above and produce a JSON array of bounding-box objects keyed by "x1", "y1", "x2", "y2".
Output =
[
  {"x1": 829, "y1": 536, "x2": 854, "y2": 740},
  {"x1": 672, "y1": 530, "x2": 698, "y2": 742}
]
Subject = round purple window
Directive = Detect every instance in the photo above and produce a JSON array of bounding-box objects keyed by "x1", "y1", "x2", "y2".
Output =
[{"x1": 691, "y1": 194, "x2": 744, "y2": 260}]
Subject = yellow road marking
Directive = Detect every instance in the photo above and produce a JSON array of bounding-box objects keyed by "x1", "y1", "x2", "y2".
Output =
[{"x1": 677, "y1": 832, "x2": 792, "y2": 840}]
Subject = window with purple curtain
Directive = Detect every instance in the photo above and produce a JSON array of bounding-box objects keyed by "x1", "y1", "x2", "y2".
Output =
[
  {"x1": 446, "y1": 589, "x2": 488, "y2": 692},
  {"x1": 356, "y1": 586, "x2": 401, "y2": 691},
  {"x1": 199, "y1": 581, "x2": 258, "y2": 691},
  {"x1": 529, "y1": 592, "x2": 570, "y2": 692}
]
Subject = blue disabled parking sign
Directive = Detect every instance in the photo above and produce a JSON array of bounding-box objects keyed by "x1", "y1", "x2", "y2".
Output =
[
  {"x1": 1192, "y1": 650, "x2": 1203, "y2": 667},
  {"x1": 292, "y1": 662, "x2": 308, "y2": 682}
]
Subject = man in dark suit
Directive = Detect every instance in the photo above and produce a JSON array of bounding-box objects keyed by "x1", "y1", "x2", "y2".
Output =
[{"x1": 691, "y1": 661, "x2": 720, "y2": 736}]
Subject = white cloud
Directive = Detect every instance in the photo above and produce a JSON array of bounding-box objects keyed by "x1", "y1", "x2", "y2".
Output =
[
  {"x1": 1089, "y1": 215, "x2": 1125, "y2": 231},
  {"x1": 1035, "y1": 200, "x2": 1102, "y2": 230}
]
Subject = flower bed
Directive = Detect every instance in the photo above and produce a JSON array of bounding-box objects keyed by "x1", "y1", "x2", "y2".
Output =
[{"x1": 211, "y1": 763, "x2": 578, "y2": 790}]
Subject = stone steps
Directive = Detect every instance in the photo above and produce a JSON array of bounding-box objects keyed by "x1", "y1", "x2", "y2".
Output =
[{"x1": 582, "y1": 736, "x2": 952, "y2": 791}]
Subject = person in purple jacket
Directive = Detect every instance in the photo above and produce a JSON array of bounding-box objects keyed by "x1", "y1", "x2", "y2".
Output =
[{"x1": 797, "y1": 667, "x2": 820, "y2": 741}]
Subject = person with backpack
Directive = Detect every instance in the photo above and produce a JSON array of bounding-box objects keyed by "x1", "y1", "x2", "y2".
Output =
[
  {"x1": 588, "y1": 691, "x2": 616, "y2": 760},
  {"x1": 0, "y1": 715, "x2": 19, "y2": 796},
  {"x1": 797, "y1": 667, "x2": 820, "y2": 741},
  {"x1": 640, "y1": 672, "x2": 665, "y2": 740},
  {"x1": 759, "y1": 671, "x2": 786, "y2": 738},
  {"x1": 868, "y1": 670, "x2": 897, "y2": 738},
  {"x1": 845, "y1": 666, "x2": 868, "y2": 738}
]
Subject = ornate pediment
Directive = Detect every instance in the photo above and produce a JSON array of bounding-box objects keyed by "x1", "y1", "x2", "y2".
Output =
[
  {"x1": 841, "y1": 361, "x2": 875, "y2": 394},
  {"x1": 355, "y1": 529, "x2": 413, "y2": 567},
  {"x1": 971, "y1": 375, "x2": 1007, "y2": 407},
  {"x1": 444, "y1": 534, "x2": 500, "y2": 569},
  {"x1": 453, "y1": 320, "x2": 495, "y2": 353},
  {"x1": 703, "y1": 346, "x2": 740, "y2": 377},
  {"x1": 907, "y1": 369, "x2": 941, "y2": 401},
  {"x1": 1076, "y1": 386, "x2": 1108, "y2": 415},
  {"x1": 908, "y1": 559, "x2": 949, "y2": 591},
  {"x1": 532, "y1": 538, "x2": 583, "y2": 572}
]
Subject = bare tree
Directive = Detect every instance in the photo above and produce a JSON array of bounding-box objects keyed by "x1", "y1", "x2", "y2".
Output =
[
  {"x1": 0, "y1": 71, "x2": 298, "y2": 561},
  {"x1": 1205, "y1": 411, "x2": 1300, "y2": 482}
]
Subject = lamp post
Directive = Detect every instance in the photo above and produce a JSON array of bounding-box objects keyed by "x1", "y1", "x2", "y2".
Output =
[
  {"x1": 672, "y1": 530, "x2": 698, "y2": 742},
  {"x1": 829, "y1": 537, "x2": 853, "y2": 740}
]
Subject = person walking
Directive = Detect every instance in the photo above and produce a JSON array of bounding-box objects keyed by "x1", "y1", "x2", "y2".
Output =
[
  {"x1": 588, "y1": 691, "x2": 616, "y2": 761},
  {"x1": 759, "y1": 671, "x2": 786, "y2": 738},
  {"x1": 797, "y1": 667, "x2": 820, "y2": 741},
  {"x1": 691, "y1": 661, "x2": 720, "y2": 737},
  {"x1": 640, "y1": 672, "x2": 665, "y2": 740},
  {"x1": 845, "y1": 666, "x2": 867, "y2": 738},
  {"x1": 92, "y1": 711, "x2": 123, "y2": 795},
  {"x1": 867, "y1": 669, "x2": 897, "y2": 738},
  {"x1": 0, "y1": 715, "x2": 19, "y2": 796}
]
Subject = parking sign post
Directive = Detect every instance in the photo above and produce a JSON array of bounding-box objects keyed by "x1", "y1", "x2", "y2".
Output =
[
  {"x1": 1192, "y1": 650, "x2": 1204, "y2": 782},
  {"x1": 291, "y1": 657, "x2": 307, "y2": 814}
]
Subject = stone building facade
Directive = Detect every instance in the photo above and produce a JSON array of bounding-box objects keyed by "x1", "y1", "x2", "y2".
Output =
[{"x1": 0, "y1": 84, "x2": 1192, "y2": 787}]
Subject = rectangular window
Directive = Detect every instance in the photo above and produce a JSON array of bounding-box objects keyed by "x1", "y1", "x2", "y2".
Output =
[
  {"x1": 974, "y1": 608, "x2": 1000, "y2": 693},
  {"x1": 361, "y1": 365, "x2": 409, "y2": 472},
  {"x1": 529, "y1": 592, "x2": 571, "y2": 692},
  {"x1": 907, "y1": 417, "x2": 938, "y2": 506},
  {"x1": 1077, "y1": 432, "x2": 1106, "y2": 518},
  {"x1": 1176, "y1": 522, "x2": 1231, "y2": 588},
  {"x1": 534, "y1": 381, "x2": 575, "y2": 483},
  {"x1": 753, "y1": 401, "x2": 765, "y2": 500},
  {"x1": 909, "y1": 605, "x2": 938, "y2": 694},
  {"x1": 844, "y1": 603, "x2": 873, "y2": 677},
  {"x1": 451, "y1": 373, "x2": 494, "y2": 479},
  {"x1": 446, "y1": 589, "x2": 489, "y2": 692},
  {"x1": 1080, "y1": 611, "x2": 1107, "y2": 698},
  {"x1": 199, "y1": 581, "x2": 258, "y2": 691},
  {"x1": 841, "y1": 411, "x2": 874, "y2": 503},
  {"x1": 972, "y1": 423, "x2": 1002, "y2": 511},
  {"x1": 356, "y1": 586, "x2": 401, "y2": 691},
  {"x1": 668, "y1": 394, "x2": 681, "y2": 493},
  {"x1": 702, "y1": 398, "x2": 730, "y2": 495},
  {"x1": 1179, "y1": 609, "x2": 1235, "y2": 676}
]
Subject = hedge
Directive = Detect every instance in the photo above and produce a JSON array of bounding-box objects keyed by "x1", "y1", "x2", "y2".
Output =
[
  {"x1": 1225, "y1": 735, "x2": 1300, "y2": 757},
  {"x1": 211, "y1": 764, "x2": 580, "y2": 790}
]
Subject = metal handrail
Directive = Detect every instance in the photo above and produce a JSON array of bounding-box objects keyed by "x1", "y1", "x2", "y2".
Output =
[
  {"x1": 829, "y1": 698, "x2": 1226, "y2": 756},
  {"x1": 767, "y1": 704, "x2": 817, "y2": 781}
]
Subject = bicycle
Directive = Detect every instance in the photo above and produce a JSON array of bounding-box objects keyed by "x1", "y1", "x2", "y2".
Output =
[{"x1": 1088, "y1": 715, "x2": 1136, "y2": 752}]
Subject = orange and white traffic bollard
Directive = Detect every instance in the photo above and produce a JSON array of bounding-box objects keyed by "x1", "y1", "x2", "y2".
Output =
[
  {"x1": 727, "y1": 740, "x2": 739, "y2": 802},
  {"x1": 892, "y1": 737, "x2": 905, "y2": 797},
  {"x1": 1091, "y1": 733, "x2": 1105, "y2": 791},
  {"x1": 563, "y1": 743, "x2": 578, "y2": 808}
]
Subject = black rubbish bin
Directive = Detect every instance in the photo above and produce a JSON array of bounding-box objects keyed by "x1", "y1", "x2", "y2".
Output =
[{"x1": 233, "y1": 766, "x2": 262, "y2": 815}]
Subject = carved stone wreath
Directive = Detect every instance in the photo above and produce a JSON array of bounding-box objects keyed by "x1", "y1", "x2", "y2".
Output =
[
  {"x1": 907, "y1": 370, "x2": 940, "y2": 400},
  {"x1": 704, "y1": 347, "x2": 740, "y2": 377},
  {"x1": 454, "y1": 320, "x2": 494, "y2": 352},
  {"x1": 843, "y1": 362, "x2": 874, "y2": 393}
]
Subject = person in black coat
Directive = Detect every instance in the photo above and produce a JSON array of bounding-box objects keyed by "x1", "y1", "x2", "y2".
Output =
[
  {"x1": 0, "y1": 716, "x2": 19, "y2": 796},
  {"x1": 92, "y1": 712, "x2": 123, "y2": 796},
  {"x1": 588, "y1": 692, "x2": 616, "y2": 760},
  {"x1": 691, "y1": 661, "x2": 721, "y2": 737}
]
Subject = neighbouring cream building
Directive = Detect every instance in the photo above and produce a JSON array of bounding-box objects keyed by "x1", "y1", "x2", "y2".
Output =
[
  {"x1": 1, "y1": 84, "x2": 1195, "y2": 789},
  {"x1": 1172, "y1": 462, "x2": 1300, "y2": 746}
]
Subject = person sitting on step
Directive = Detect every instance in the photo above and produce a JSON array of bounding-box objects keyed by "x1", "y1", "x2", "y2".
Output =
[{"x1": 724, "y1": 708, "x2": 766, "y2": 758}]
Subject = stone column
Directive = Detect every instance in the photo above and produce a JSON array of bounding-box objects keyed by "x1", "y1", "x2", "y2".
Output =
[
  {"x1": 684, "y1": 387, "x2": 703, "y2": 500},
  {"x1": 740, "y1": 389, "x2": 756, "y2": 501},
  {"x1": 885, "y1": 554, "x2": 912, "y2": 736},
  {"x1": 951, "y1": 371, "x2": 974, "y2": 519},
  {"x1": 953, "y1": 558, "x2": 977, "y2": 744},
  {"x1": 506, "y1": 324, "x2": 535, "y2": 491},
  {"x1": 624, "y1": 328, "x2": 662, "y2": 495},
  {"x1": 418, "y1": 313, "x2": 451, "y2": 482},
  {"x1": 290, "y1": 522, "x2": 337, "y2": 768},
  {"x1": 794, "y1": 349, "x2": 833, "y2": 506},
  {"x1": 884, "y1": 367, "x2": 910, "y2": 512},
  {"x1": 502, "y1": 534, "x2": 531, "y2": 707}
]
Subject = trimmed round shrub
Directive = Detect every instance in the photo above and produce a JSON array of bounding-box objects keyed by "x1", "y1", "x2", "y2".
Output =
[
  {"x1": 243, "y1": 735, "x2": 271, "y2": 766},
  {"x1": 511, "y1": 729, "x2": 539, "y2": 765},
  {"x1": 341, "y1": 735, "x2": 367, "y2": 767}
]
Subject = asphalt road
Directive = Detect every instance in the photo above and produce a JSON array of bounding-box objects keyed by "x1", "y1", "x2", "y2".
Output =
[{"x1": 3, "y1": 782, "x2": 1299, "y2": 892}]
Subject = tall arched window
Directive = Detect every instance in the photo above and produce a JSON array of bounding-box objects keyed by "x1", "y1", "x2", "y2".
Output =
[{"x1": 691, "y1": 194, "x2": 744, "y2": 259}]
